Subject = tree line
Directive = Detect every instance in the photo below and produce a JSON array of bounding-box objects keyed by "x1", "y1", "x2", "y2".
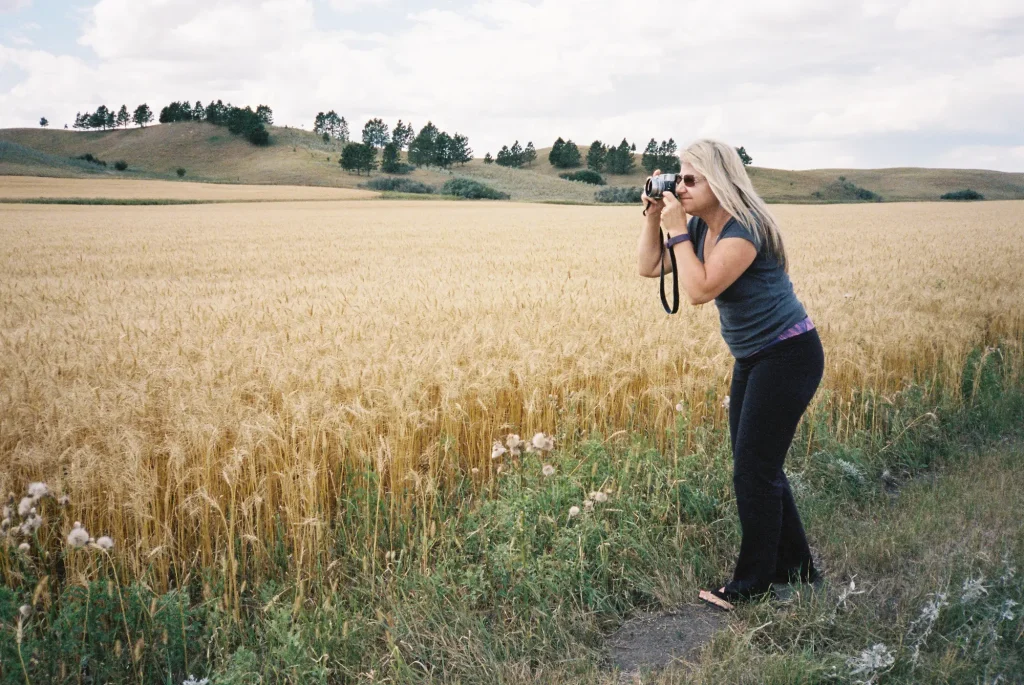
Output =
[
  {"x1": 73, "y1": 104, "x2": 153, "y2": 130},
  {"x1": 334, "y1": 119, "x2": 473, "y2": 175},
  {"x1": 159, "y1": 100, "x2": 273, "y2": 145}
]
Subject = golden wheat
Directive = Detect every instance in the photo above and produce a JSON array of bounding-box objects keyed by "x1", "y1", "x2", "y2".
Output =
[{"x1": 1, "y1": 197, "x2": 1022, "y2": 591}]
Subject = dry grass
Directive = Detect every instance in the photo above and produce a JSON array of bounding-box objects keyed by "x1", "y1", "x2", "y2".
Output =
[
  {"x1": 0, "y1": 175, "x2": 377, "y2": 202},
  {"x1": 0, "y1": 198, "x2": 1022, "y2": 594}
]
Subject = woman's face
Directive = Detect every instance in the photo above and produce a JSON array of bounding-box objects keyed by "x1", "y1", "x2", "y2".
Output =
[{"x1": 675, "y1": 161, "x2": 719, "y2": 216}]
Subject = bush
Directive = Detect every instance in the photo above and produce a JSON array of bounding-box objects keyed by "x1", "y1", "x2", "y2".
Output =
[
  {"x1": 941, "y1": 189, "x2": 985, "y2": 201},
  {"x1": 176, "y1": 167, "x2": 186, "y2": 178},
  {"x1": 113, "y1": 160, "x2": 128, "y2": 171},
  {"x1": 595, "y1": 186, "x2": 642, "y2": 204},
  {"x1": 363, "y1": 177, "x2": 435, "y2": 194},
  {"x1": 559, "y1": 169, "x2": 605, "y2": 185},
  {"x1": 440, "y1": 178, "x2": 509, "y2": 200},
  {"x1": 74, "y1": 153, "x2": 107, "y2": 167}
]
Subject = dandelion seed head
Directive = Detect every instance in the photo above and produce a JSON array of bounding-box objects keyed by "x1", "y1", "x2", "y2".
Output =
[
  {"x1": 532, "y1": 432, "x2": 555, "y2": 452},
  {"x1": 583, "y1": 499, "x2": 594, "y2": 511},
  {"x1": 568, "y1": 506, "x2": 580, "y2": 518},
  {"x1": 1, "y1": 505, "x2": 11, "y2": 520},
  {"x1": 18, "y1": 542, "x2": 30, "y2": 553},
  {"x1": 27, "y1": 482, "x2": 48, "y2": 499},
  {"x1": 18, "y1": 604, "x2": 31, "y2": 619},
  {"x1": 505, "y1": 434, "x2": 523, "y2": 450},
  {"x1": 722, "y1": 395, "x2": 730, "y2": 409},
  {"x1": 17, "y1": 497, "x2": 33, "y2": 518},
  {"x1": 490, "y1": 441, "x2": 507, "y2": 459},
  {"x1": 675, "y1": 402, "x2": 684, "y2": 412},
  {"x1": 58, "y1": 495, "x2": 70, "y2": 506},
  {"x1": 593, "y1": 491, "x2": 608, "y2": 503},
  {"x1": 542, "y1": 464, "x2": 555, "y2": 477},
  {"x1": 471, "y1": 467, "x2": 479, "y2": 474},
  {"x1": 95, "y1": 536, "x2": 114, "y2": 551},
  {"x1": 67, "y1": 524, "x2": 90, "y2": 548}
]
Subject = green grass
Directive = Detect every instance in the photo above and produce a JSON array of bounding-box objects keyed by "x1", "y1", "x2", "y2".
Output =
[{"x1": 3, "y1": 339, "x2": 1022, "y2": 683}]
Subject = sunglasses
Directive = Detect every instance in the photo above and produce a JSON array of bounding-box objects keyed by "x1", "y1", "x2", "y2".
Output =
[{"x1": 679, "y1": 174, "x2": 704, "y2": 187}]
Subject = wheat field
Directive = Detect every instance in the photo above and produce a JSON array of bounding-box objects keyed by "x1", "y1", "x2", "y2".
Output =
[{"x1": 1, "y1": 197, "x2": 1022, "y2": 593}]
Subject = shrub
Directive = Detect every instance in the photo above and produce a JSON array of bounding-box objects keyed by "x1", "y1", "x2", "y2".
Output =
[
  {"x1": 74, "y1": 153, "x2": 107, "y2": 167},
  {"x1": 941, "y1": 189, "x2": 985, "y2": 201},
  {"x1": 595, "y1": 186, "x2": 642, "y2": 204},
  {"x1": 113, "y1": 160, "x2": 128, "y2": 171},
  {"x1": 176, "y1": 167, "x2": 186, "y2": 177},
  {"x1": 363, "y1": 177, "x2": 435, "y2": 194},
  {"x1": 440, "y1": 178, "x2": 509, "y2": 200},
  {"x1": 559, "y1": 169, "x2": 605, "y2": 185}
]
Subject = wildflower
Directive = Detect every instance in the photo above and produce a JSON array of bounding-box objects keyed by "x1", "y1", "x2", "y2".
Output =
[
  {"x1": 27, "y1": 482, "x2": 48, "y2": 499},
  {"x1": 20, "y1": 514, "x2": 42, "y2": 535},
  {"x1": 95, "y1": 536, "x2": 114, "y2": 551},
  {"x1": 568, "y1": 506, "x2": 580, "y2": 518},
  {"x1": 844, "y1": 293, "x2": 853, "y2": 299},
  {"x1": 67, "y1": 522, "x2": 90, "y2": 548},
  {"x1": 1, "y1": 518, "x2": 9, "y2": 531},
  {"x1": 847, "y1": 643, "x2": 894, "y2": 676},
  {"x1": 998, "y1": 599, "x2": 1017, "y2": 622},
  {"x1": 589, "y1": 491, "x2": 609, "y2": 503},
  {"x1": 542, "y1": 464, "x2": 555, "y2": 477},
  {"x1": 471, "y1": 467, "x2": 479, "y2": 475},
  {"x1": 18, "y1": 542, "x2": 30, "y2": 553},
  {"x1": 18, "y1": 605, "x2": 31, "y2": 620},
  {"x1": 17, "y1": 497, "x2": 33, "y2": 518},
  {"x1": 532, "y1": 432, "x2": 555, "y2": 452},
  {"x1": 182, "y1": 676, "x2": 210, "y2": 685},
  {"x1": 961, "y1": 576, "x2": 988, "y2": 604},
  {"x1": 583, "y1": 499, "x2": 594, "y2": 512},
  {"x1": 58, "y1": 495, "x2": 70, "y2": 506},
  {"x1": 490, "y1": 441, "x2": 507, "y2": 459},
  {"x1": 1, "y1": 505, "x2": 11, "y2": 520},
  {"x1": 675, "y1": 402, "x2": 684, "y2": 412},
  {"x1": 916, "y1": 592, "x2": 948, "y2": 626},
  {"x1": 505, "y1": 434, "x2": 523, "y2": 456},
  {"x1": 722, "y1": 395, "x2": 730, "y2": 410}
]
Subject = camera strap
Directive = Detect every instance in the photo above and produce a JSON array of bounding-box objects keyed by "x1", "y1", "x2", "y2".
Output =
[{"x1": 659, "y1": 228, "x2": 680, "y2": 314}]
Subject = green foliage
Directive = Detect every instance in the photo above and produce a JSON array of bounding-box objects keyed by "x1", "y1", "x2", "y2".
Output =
[
  {"x1": 604, "y1": 138, "x2": 636, "y2": 174},
  {"x1": 176, "y1": 167, "x2": 186, "y2": 177},
  {"x1": 641, "y1": 138, "x2": 680, "y2": 174},
  {"x1": 736, "y1": 146, "x2": 753, "y2": 165},
  {"x1": 559, "y1": 169, "x2": 605, "y2": 185},
  {"x1": 131, "y1": 103, "x2": 152, "y2": 128},
  {"x1": 362, "y1": 177, "x2": 434, "y2": 194},
  {"x1": 483, "y1": 152, "x2": 493, "y2": 164},
  {"x1": 159, "y1": 99, "x2": 269, "y2": 145},
  {"x1": 74, "y1": 153, "x2": 107, "y2": 167},
  {"x1": 407, "y1": 121, "x2": 439, "y2": 166},
  {"x1": 595, "y1": 185, "x2": 642, "y2": 203},
  {"x1": 313, "y1": 110, "x2": 349, "y2": 142},
  {"x1": 339, "y1": 143, "x2": 378, "y2": 175},
  {"x1": 440, "y1": 177, "x2": 509, "y2": 199},
  {"x1": 587, "y1": 140, "x2": 607, "y2": 171},
  {"x1": 39, "y1": 117, "x2": 48, "y2": 128},
  {"x1": 116, "y1": 105, "x2": 130, "y2": 128},
  {"x1": 941, "y1": 189, "x2": 985, "y2": 201},
  {"x1": 255, "y1": 104, "x2": 273, "y2": 125},
  {"x1": 495, "y1": 140, "x2": 534, "y2": 168},
  {"x1": 113, "y1": 160, "x2": 128, "y2": 171},
  {"x1": 361, "y1": 117, "x2": 390, "y2": 148},
  {"x1": 549, "y1": 137, "x2": 581, "y2": 168},
  {"x1": 391, "y1": 120, "x2": 414, "y2": 150},
  {"x1": 812, "y1": 178, "x2": 882, "y2": 203}
]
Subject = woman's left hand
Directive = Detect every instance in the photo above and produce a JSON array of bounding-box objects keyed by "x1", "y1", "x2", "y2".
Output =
[{"x1": 661, "y1": 191, "x2": 688, "y2": 236}]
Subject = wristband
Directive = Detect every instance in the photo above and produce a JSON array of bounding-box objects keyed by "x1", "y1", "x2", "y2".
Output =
[{"x1": 665, "y1": 233, "x2": 690, "y2": 249}]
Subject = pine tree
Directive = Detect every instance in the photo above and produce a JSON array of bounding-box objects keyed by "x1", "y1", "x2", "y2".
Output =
[
  {"x1": 587, "y1": 141, "x2": 606, "y2": 171},
  {"x1": 560, "y1": 140, "x2": 581, "y2": 168},
  {"x1": 193, "y1": 101, "x2": 205, "y2": 121},
  {"x1": 509, "y1": 140, "x2": 524, "y2": 167},
  {"x1": 641, "y1": 138, "x2": 659, "y2": 174},
  {"x1": 391, "y1": 120, "x2": 414, "y2": 150},
  {"x1": 549, "y1": 137, "x2": 566, "y2": 167},
  {"x1": 340, "y1": 143, "x2": 377, "y2": 175},
  {"x1": 736, "y1": 146, "x2": 753, "y2": 165},
  {"x1": 39, "y1": 117, "x2": 49, "y2": 128},
  {"x1": 434, "y1": 131, "x2": 455, "y2": 169},
  {"x1": 361, "y1": 118, "x2": 390, "y2": 148},
  {"x1": 255, "y1": 105, "x2": 273, "y2": 125},
  {"x1": 495, "y1": 145, "x2": 512, "y2": 167},
  {"x1": 658, "y1": 138, "x2": 680, "y2": 173},
  {"x1": 116, "y1": 105, "x2": 130, "y2": 128},
  {"x1": 484, "y1": 152, "x2": 493, "y2": 164},
  {"x1": 381, "y1": 142, "x2": 401, "y2": 173},
  {"x1": 313, "y1": 112, "x2": 326, "y2": 136},
  {"x1": 452, "y1": 133, "x2": 473, "y2": 165},
  {"x1": 523, "y1": 142, "x2": 537, "y2": 167},
  {"x1": 408, "y1": 122, "x2": 439, "y2": 166}
]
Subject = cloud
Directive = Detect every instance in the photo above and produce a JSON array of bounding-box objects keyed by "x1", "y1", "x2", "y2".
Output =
[
  {"x1": 0, "y1": 0, "x2": 31, "y2": 12},
  {"x1": 0, "y1": 0, "x2": 1022, "y2": 170}
]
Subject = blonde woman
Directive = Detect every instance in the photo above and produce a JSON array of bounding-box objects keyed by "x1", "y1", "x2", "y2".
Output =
[{"x1": 637, "y1": 140, "x2": 824, "y2": 611}]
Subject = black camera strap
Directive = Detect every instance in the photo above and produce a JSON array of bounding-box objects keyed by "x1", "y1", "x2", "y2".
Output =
[{"x1": 659, "y1": 227, "x2": 680, "y2": 314}]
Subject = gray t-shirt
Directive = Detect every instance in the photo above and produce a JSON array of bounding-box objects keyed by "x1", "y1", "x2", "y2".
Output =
[{"x1": 690, "y1": 215, "x2": 807, "y2": 359}]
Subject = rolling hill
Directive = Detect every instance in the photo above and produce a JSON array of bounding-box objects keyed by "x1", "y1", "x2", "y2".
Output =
[{"x1": 2, "y1": 123, "x2": 1022, "y2": 204}]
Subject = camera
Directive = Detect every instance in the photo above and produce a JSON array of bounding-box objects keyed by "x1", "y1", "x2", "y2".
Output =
[{"x1": 644, "y1": 173, "x2": 679, "y2": 199}]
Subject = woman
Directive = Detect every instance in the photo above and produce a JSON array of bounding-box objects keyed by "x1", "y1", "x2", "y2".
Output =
[{"x1": 637, "y1": 139, "x2": 825, "y2": 611}]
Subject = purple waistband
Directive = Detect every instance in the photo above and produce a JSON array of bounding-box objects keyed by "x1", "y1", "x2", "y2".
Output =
[{"x1": 750, "y1": 316, "x2": 816, "y2": 356}]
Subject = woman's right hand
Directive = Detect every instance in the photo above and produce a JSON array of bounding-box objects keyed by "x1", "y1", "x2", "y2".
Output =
[{"x1": 641, "y1": 168, "x2": 664, "y2": 216}]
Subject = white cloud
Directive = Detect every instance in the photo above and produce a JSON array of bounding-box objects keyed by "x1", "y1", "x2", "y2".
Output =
[
  {"x1": 0, "y1": 0, "x2": 1022, "y2": 170},
  {"x1": 0, "y1": 0, "x2": 32, "y2": 12}
]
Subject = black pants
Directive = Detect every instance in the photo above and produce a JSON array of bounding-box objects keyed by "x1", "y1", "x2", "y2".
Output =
[{"x1": 726, "y1": 328, "x2": 824, "y2": 594}]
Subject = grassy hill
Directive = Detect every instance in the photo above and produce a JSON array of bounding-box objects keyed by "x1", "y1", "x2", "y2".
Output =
[{"x1": 2, "y1": 124, "x2": 1023, "y2": 204}]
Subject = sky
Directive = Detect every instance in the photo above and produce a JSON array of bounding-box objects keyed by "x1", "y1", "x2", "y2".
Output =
[{"x1": 1, "y1": 0, "x2": 1022, "y2": 171}]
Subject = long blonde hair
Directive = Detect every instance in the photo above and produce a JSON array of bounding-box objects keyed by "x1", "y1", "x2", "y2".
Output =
[{"x1": 681, "y1": 139, "x2": 788, "y2": 271}]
